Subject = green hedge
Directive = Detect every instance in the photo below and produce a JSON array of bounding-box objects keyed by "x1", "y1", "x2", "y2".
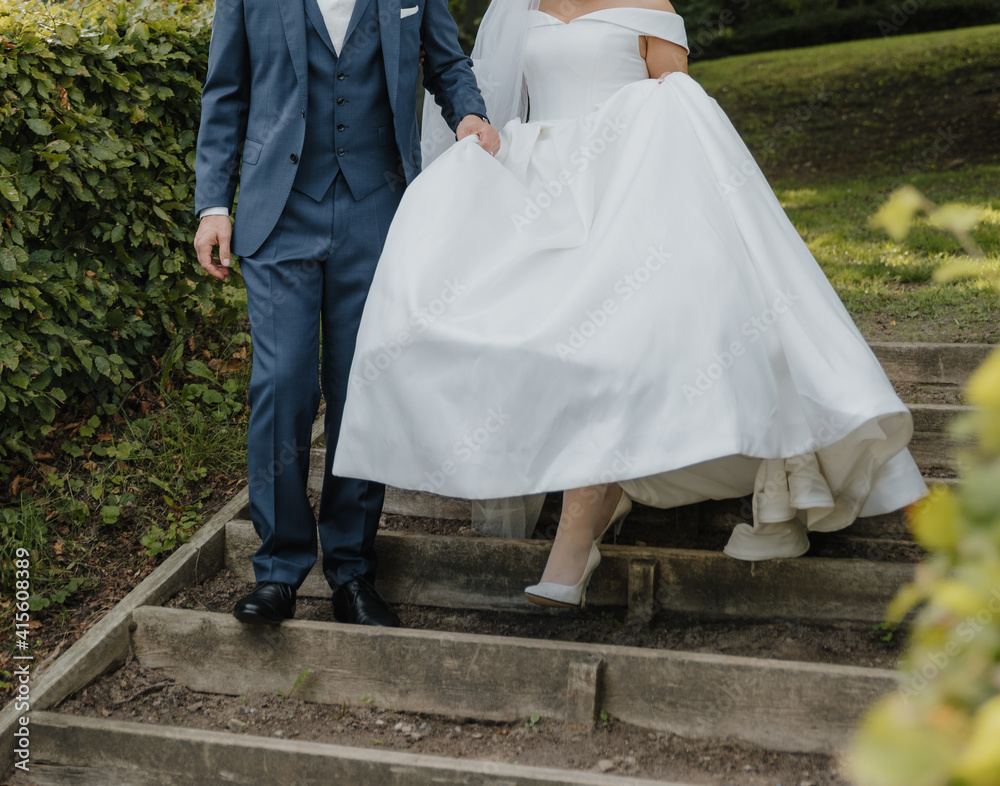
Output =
[
  {"x1": 683, "y1": 0, "x2": 1000, "y2": 60},
  {"x1": 0, "y1": 0, "x2": 233, "y2": 461}
]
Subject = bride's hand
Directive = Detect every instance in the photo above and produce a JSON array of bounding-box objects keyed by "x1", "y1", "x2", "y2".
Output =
[
  {"x1": 457, "y1": 115, "x2": 502, "y2": 156},
  {"x1": 657, "y1": 70, "x2": 677, "y2": 83}
]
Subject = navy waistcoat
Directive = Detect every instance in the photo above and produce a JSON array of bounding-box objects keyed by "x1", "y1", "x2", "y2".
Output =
[{"x1": 294, "y1": 0, "x2": 401, "y2": 201}]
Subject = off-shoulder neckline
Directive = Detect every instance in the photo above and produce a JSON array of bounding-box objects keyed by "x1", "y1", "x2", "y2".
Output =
[{"x1": 532, "y1": 7, "x2": 681, "y2": 24}]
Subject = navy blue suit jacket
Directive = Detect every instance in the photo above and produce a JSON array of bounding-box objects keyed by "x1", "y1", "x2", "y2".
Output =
[{"x1": 194, "y1": 0, "x2": 486, "y2": 257}]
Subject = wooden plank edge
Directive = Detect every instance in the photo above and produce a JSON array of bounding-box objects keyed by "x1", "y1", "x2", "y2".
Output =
[
  {"x1": 27, "y1": 711, "x2": 686, "y2": 786},
  {"x1": 225, "y1": 521, "x2": 913, "y2": 622},
  {"x1": 869, "y1": 341, "x2": 996, "y2": 385},
  {"x1": 131, "y1": 607, "x2": 898, "y2": 755},
  {"x1": 0, "y1": 485, "x2": 244, "y2": 778}
]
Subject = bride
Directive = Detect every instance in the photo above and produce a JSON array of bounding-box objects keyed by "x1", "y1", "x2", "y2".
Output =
[{"x1": 332, "y1": 0, "x2": 928, "y2": 608}]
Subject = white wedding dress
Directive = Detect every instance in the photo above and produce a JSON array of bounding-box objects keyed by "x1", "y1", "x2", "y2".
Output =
[{"x1": 332, "y1": 7, "x2": 928, "y2": 559}]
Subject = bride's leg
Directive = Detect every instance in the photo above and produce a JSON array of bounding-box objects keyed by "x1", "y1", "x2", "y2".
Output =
[{"x1": 539, "y1": 484, "x2": 624, "y2": 585}]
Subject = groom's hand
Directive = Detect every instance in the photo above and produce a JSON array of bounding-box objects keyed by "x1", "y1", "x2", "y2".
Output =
[
  {"x1": 456, "y1": 115, "x2": 501, "y2": 156},
  {"x1": 194, "y1": 215, "x2": 233, "y2": 280}
]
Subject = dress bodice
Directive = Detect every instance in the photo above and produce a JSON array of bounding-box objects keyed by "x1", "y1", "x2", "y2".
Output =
[{"x1": 524, "y1": 7, "x2": 688, "y2": 122}]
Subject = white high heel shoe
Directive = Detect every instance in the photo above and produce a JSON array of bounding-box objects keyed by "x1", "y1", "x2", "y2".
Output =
[
  {"x1": 524, "y1": 542, "x2": 601, "y2": 609},
  {"x1": 594, "y1": 488, "x2": 631, "y2": 545},
  {"x1": 524, "y1": 488, "x2": 630, "y2": 609}
]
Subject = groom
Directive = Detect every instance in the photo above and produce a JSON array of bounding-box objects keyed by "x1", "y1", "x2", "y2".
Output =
[{"x1": 193, "y1": 0, "x2": 497, "y2": 626}]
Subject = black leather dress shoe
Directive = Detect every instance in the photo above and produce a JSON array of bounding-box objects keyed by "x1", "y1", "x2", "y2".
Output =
[
  {"x1": 332, "y1": 576, "x2": 401, "y2": 627},
  {"x1": 233, "y1": 582, "x2": 296, "y2": 624}
]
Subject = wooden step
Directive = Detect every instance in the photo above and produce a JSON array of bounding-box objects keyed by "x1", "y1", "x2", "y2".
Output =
[
  {"x1": 27, "y1": 711, "x2": 682, "y2": 786},
  {"x1": 130, "y1": 606, "x2": 896, "y2": 755},
  {"x1": 225, "y1": 521, "x2": 914, "y2": 623},
  {"x1": 909, "y1": 403, "x2": 970, "y2": 431},
  {"x1": 869, "y1": 341, "x2": 994, "y2": 386}
]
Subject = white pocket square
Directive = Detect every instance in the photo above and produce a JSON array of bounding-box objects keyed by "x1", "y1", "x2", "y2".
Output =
[{"x1": 400, "y1": 5, "x2": 418, "y2": 17}]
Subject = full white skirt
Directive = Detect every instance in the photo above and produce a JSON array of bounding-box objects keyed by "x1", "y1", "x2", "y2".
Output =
[{"x1": 333, "y1": 74, "x2": 927, "y2": 545}]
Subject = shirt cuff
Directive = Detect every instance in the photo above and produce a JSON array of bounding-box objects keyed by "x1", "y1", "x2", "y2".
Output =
[{"x1": 199, "y1": 207, "x2": 230, "y2": 219}]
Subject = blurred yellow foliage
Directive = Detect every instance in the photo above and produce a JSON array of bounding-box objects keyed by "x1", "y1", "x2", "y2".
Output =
[
  {"x1": 871, "y1": 185, "x2": 930, "y2": 241},
  {"x1": 848, "y1": 190, "x2": 1000, "y2": 786},
  {"x1": 911, "y1": 488, "x2": 962, "y2": 552}
]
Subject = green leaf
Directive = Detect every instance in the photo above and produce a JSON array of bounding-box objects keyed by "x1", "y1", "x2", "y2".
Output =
[
  {"x1": 89, "y1": 142, "x2": 118, "y2": 162},
  {"x1": 79, "y1": 415, "x2": 100, "y2": 438},
  {"x1": 61, "y1": 441, "x2": 84, "y2": 458},
  {"x1": 26, "y1": 118, "x2": 53, "y2": 136},
  {"x1": 106, "y1": 72, "x2": 130, "y2": 92},
  {"x1": 185, "y1": 359, "x2": 215, "y2": 381},
  {"x1": 0, "y1": 178, "x2": 20, "y2": 203},
  {"x1": 20, "y1": 175, "x2": 41, "y2": 200},
  {"x1": 55, "y1": 24, "x2": 80, "y2": 45}
]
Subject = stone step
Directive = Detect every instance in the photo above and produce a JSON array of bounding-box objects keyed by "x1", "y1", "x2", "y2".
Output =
[
  {"x1": 226, "y1": 520, "x2": 914, "y2": 623},
  {"x1": 27, "y1": 711, "x2": 681, "y2": 786},
  {"x1": 129, "y1": 606, "x2": 895, "y2": 755}
]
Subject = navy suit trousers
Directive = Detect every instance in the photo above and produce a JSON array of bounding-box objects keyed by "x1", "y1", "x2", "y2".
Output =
[{"x1": 241, "y1": 175, "x2": 404, "y2": 590}]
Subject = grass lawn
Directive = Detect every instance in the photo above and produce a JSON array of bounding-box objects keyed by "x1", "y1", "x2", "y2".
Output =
[
  {"x1": 693, "y1": 24, "x2": 1000, "y2": 182},
  {"x1": 776, "y1": 165, "x2": 999, "y2": 343},
  {"x1": 691, "y1": 24, "x2": 1000, "y2": 343}
]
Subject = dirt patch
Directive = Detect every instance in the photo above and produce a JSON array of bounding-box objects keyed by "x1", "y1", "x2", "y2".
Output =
[{"x1": 42, "y1": 655, "x2": 852, "y2": 786}]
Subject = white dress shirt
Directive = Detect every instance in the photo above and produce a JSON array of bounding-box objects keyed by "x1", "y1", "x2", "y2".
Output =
[
  {"x1": 317, "y1": 0, "x2": 358, "y2": 55},
  {"x1": 199, "y1": 0, "x2": 358, "y2": 218}
]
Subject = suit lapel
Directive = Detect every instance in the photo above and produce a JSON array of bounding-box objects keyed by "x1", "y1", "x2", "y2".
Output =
[
  {"x1": 303, "y1": 0, "x2": 338, "y2": 56},
  {"x1": 343, "y1": 0, "x2": 374, "y2": 52},
  {"x1": 377, "y1": 0, "x2": 401, "y2": 112},
  {"x1": 277, "y1": 0, "x2": 309, "y2": 96}
]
